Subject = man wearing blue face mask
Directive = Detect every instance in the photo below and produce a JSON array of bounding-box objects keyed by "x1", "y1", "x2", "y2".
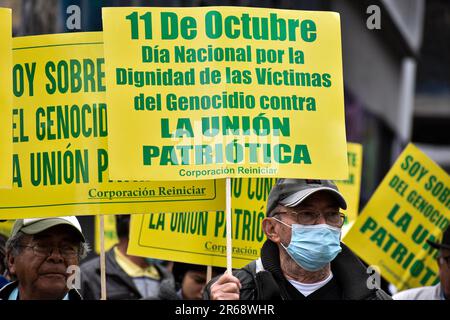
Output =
[{"x1": 205, "y1": 179, "x2": 391, "y2": 300}]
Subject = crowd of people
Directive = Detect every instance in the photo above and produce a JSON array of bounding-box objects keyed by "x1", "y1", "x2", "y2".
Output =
[{"x1": 0, "y1": 179, "x2": 448, "y2": 300}]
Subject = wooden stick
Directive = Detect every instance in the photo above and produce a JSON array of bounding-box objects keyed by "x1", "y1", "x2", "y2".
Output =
[
  {"x1": 206, "y1": 265, "x2": 212, "y2": 284},
  {"x1": 226, "y1": 178, "x2": 232, "y2": 274},
  {"x1": 99, "y1": 215, "x2": 107, "y2": 300}
]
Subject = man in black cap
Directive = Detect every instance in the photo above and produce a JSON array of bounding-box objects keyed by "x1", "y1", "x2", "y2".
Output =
[
  {"x1": 0, "y1": 216, "x2": 88, "y2": 300},
  {"x1": 204, "y1": 179, "x2": 391, "y2": 300},
  {"x1": 393, "y1": 226, "x2": 450, "y2": 300}
]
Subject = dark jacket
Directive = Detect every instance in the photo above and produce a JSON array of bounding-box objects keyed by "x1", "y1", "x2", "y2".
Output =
[
  {"x1": 0, "y1": 276, "x2": 9, "y2": 289},
  {"x1": 80, "y1": 247, "x2": 173, "y2": 300},
  {"x1": 204, "y1": 240, "x2": 392, "y2": 300},
  {"x1": 0, "y1": 281, "x2": 82, "y2": 300}
]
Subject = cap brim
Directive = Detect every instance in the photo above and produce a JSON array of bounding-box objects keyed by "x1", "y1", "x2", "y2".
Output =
[
  {"x1": 280, "y1": 187, "x2": 347, "y2": 210},
  {"x1": 426, "y1": 239, "x2": 450, "y2": 251},
  {"x1": 21, "y1": 218, "x2": 85, "y2": 242}
]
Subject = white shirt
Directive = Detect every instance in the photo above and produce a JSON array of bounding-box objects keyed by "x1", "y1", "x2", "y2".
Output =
[
  {"x1": 393, "y1": 284, "x2": 445, "y2": 300},
  {"x1": 288, "y1": 272, "x2": 333, "y2": 297}
]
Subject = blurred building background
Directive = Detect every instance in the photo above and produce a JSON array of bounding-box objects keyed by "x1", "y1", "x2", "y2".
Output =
[
  {"x1": 0, "y1": 0, "x2": 448, "y2": 274},
  {"x1": 412, "y1": 0, "x2": 450, "y2": 174}
]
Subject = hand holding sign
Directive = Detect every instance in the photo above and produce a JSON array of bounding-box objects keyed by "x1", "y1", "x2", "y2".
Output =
[{"x1": 209, "y1": 272, "x2": 241, "y2": 300}]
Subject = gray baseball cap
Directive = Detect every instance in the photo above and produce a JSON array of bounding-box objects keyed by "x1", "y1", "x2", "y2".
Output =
[
  {"x1": 10, "y1": 216, "x2": 85, "y2": 242},
  {"x1": 266, "y1": 179, "x2": 347, "y2": 217}
]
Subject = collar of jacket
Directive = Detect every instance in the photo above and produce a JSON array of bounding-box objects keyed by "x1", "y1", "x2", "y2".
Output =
[
  {"x1": 0, "y1": 280, "x2": 82, "y2": 300},
  {"x1": 92, "y1": 247, "x2": 174, "y2": 296},
  {"x1": 92, "y1": 248, "x2": 141, "y2": 295},
  {"x1": 98, "y1": 247, "x2": 172, "y2": 279},
  {"x1": 0, "y1": 281, "x2": 16, "y2": 300},
  {"x1": 260, "y1": 240, "x2": 378, "y2": 300}
]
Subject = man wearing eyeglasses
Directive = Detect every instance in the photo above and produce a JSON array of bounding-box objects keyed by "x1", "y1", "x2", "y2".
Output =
[
  {"x1": 393, "y1": 226, "x2": 450, "y2": 300},
  {"x1": 0, "y1": 217, "x2": 88, "y2": 300},
  {"x1": 205, "y1": 179, "x2": 391, "y2": 300}
]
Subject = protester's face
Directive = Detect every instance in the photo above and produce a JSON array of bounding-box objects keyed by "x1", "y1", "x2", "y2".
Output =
[
  {"x1": 181, "y1": 270, "x2": 207, "y2": 300},
  {"x1": 8, "y1": 225, "x2": 81, "y2": 299},
  {"x1": 272, "y1": 191, "x2": 341, "y2": 246},
  {"x1": 439, "y1": 248, "x2": 450, "y2": 298}
]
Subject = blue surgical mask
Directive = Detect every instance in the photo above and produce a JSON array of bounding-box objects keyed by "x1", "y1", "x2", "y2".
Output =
[{"x1": 273, "y1": 218, "x2": 342, "y2": 271}]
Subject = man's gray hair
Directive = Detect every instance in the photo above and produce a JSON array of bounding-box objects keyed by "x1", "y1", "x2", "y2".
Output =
[{"x1": 5, "y1": 230, "x2": 24, "y2": 257}]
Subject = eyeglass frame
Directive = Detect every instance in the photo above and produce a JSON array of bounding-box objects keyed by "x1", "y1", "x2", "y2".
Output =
[
  {"x1": 271, "y1": 207, "x2": 347, "y2": 228},
  {"x1": 18, "y1": 243, "x2": 80, "y2": 260}
]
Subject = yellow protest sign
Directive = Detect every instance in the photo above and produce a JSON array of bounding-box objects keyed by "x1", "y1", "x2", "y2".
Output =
[
  {"x1": 344, "y1": 144, "x2": 450, "y2": 290},
  {"x1": 102, "y1": 7, "x2": 348, "y2": 181},
  {"x1": 95, "y1": 215, "x2": 118, "y2": 254},
  {"x1": 0, "y1": 32, "x2": 224, "y2": 219},
  {"x1": 0, "y1": 9, "x2": 12, "y2": 188},
  {"x1": 128, "y1": 178, "x2": 276, "y2": 268},
  {"x1": 0, "y1": 220, "x2": 14, "y2": 237},
  {"x1": 335, "y1": 143, "x2": 363, "y2": 233}
]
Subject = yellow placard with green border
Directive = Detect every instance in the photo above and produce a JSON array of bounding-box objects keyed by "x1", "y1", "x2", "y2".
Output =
[
  {"x1": 95, "y1": 215, "x2": 118, "y2": 254},
  {"x1": 102, "y1": 7, "x2": 348, "y2": 181},
  {"x1": 0, "y1": 9, "x2": 12, "y2": 188},
  {"x1": 344, "y1": 143, "x2": 450, "y2": 290},
  {"x1": 0, "y1": 32, "x2": 224, "y2": 219},
  {"x1": 335, "y1": 143, "x2": 363, "y2": 235}
]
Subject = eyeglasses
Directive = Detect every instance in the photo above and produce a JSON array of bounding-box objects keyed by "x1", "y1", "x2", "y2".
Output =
[
  {"x1": 19, "y1": 244, "x2": 79, "y2": 260},
  {"x1": 273, "y1": 208, "x2": 346, "y2": 227}
]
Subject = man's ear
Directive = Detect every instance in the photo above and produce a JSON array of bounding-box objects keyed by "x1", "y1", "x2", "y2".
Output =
[
  {"x1": 438, "y1": 250, "x2": 447, "y2": 267},
  {"x1": 7, "y1": 252, "x2": 16, "y2": 276},
  {"x1": 262, "y1": 218, "x2": 281, "y2": 243}
]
